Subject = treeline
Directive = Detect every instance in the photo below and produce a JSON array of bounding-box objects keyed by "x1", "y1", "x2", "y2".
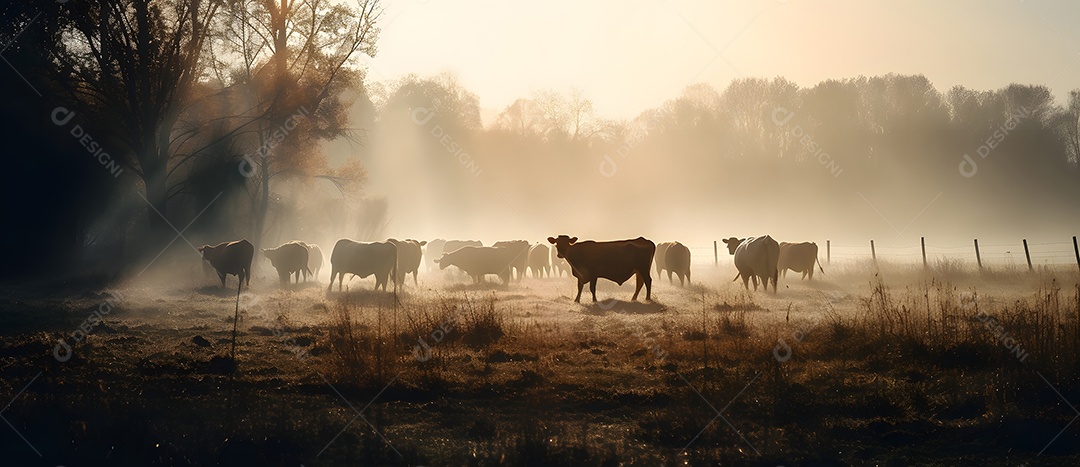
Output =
[{"x1": 2, "y1": 1, "x2": 1078, "y2": 279}]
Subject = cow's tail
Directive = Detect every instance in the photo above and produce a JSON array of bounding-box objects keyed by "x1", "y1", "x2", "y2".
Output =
[
  {"x1": 731, "y1": 272, "x2": 741, "y2": 282},
  {"x1": 816, "y1": 256, "x2": 825, "y2": 274}
]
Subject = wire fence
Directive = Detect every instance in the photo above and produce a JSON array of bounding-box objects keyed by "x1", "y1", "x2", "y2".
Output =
[{"x1": 683, "y1": 237, "x2": 1080, "y2": 269}]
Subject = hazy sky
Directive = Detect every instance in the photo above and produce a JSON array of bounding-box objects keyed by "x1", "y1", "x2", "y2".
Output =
[{"x1": 365, "y1": 0, "x2": 1080, "y2": 122}]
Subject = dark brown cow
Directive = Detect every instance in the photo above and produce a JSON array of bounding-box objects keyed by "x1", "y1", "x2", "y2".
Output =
[
  {"x1": 493, "y1": 240, "x2": 530, "y2": 282},
  {"x1": 550, "y1": 246, "x2": 572, "y2": 277},
  {"x1": 198, "y1": 239, "x2": 254, "y2": 288},
  {"x1": 664, "y1": 242, "x2": 691, "y2": 286},
  {"x1": 263, "y1": 241, "x2": 311, "y2": 284},
  {"x1": 547, "y1": 235, "x2": 655, "y2": 303},
  {"x1": 327, "y1": 239, "x2": 397, "y2": 292},
  {"x1": 527, "y1": 243, "x2": 551, "y2": 278},
  {"x1": 435, "y1": 246, "x2": 516, "y2": 284}
]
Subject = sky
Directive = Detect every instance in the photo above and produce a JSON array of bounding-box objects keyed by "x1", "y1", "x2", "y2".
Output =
[{"x1": 364, "y1": 0, "x2": 1080, "y2": 122}]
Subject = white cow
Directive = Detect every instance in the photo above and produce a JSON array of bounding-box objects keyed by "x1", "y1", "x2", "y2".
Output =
[{"x1": 723, "y1": 235, "x2": 780, "y2": 292}]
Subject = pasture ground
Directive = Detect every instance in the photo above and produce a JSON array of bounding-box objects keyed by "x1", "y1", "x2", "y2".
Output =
[{"x1": 2, "y1": 259, "x2": 1080, "y2": 465}]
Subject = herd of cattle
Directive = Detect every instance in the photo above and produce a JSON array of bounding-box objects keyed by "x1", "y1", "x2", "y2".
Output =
[{"x1": 196, "y1": 235, "x2": 824, "y2": 302}]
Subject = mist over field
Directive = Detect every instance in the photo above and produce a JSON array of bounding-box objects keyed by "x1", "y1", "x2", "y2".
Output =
[{"x1": 2, "y1": 1, "x2": 1080, "y2": 465}]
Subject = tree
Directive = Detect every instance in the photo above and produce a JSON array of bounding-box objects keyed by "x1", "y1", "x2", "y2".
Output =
[
  {"x1": 50, "y1": 0, "x2": 222, "y2": 243},
  {"x1": 210, "y1": 0, "x2": 381, "y2": 249}
]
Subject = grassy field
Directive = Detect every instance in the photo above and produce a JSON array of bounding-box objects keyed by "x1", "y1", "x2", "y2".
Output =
[{"x1": 2, "y1": 260, "x2": 1080, "y2": 465}]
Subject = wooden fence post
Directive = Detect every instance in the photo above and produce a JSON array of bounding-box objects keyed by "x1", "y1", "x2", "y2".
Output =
[
  {"x1": 714, "y1": 241, "x2": 718, "y2": 267},
  {"x1": 974, "y1": 239, "x2": 982, "y2": 270},
  {"x1": 827, "y1": 240, "x2": 831, "y2": 264},
  {"x1": 1023, "y1": 239, "x2": 1033, "y2": 271},
  {"x1": 870, "y1": 240, "x2": 876, "y2": 264},
  {"x1": 921, "y1": 237, "x2": 927, "y2": 269}
]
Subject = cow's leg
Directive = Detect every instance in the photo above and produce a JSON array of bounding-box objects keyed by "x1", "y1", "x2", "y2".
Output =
[
  {"x1": 589, "y1": 279, "x2": 598, "y2": 302},
  {"x1": 574, "y1": 280, "x2": 585, "y2": 302},
  {"x1": 751, "y1": 275, "x2": 759, "y2": 291},
  {"x1": 632, "y1": 272, "x2": 643, "y2": 301},
  {"x1": 218, "y1": 272, "x2": 227, "y2": 288},
  {"x1": 645, "y1": 273, "x2": 652, "y2": 301},
  {"x1": 807, "y1": 268, "x2": 814, "y2": 280}
]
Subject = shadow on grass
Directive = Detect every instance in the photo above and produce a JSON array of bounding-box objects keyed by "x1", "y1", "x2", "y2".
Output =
[
  {"x1": 582, "y1": 299, "x2": 666, "y2": 315},
  {"x1": 445, "y1": 281, "x2": 511, "y2": 292}
]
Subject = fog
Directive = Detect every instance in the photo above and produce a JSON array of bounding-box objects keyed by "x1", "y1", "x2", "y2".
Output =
[{"x1": 3, "y1": 0, "x2": 1079, "y2": 281}]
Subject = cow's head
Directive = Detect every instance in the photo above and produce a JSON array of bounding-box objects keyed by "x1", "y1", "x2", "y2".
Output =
[
  {"x1": 721, "y1": 237, "x2": 744, "y2": 255},
  {"x1": 197, "y1": 245, "x2": 215, "y2": 261},
  {"x1": 547, "y1": 235, "x2": 577, "y2": 259},
  {"x1": 435, "y1": 253, "x2": 451, "y2": 269}
]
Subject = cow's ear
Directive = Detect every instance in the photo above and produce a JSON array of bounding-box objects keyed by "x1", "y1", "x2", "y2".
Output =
[
  {"x1": 722, "y1": 238, "x2": 729, "y2": 244},
  {"x1": 419, "y1": 241, "x2": 427, "y2": 246},
  {"x1": 569, "y1": 237, "x2": 577, "y2": 244},
  {"x1": 547, "y1": 237, "x2": 556, "y2": 244},
  {"x1": 198, "y1": 246, "x2": 206, "y2": 252}
]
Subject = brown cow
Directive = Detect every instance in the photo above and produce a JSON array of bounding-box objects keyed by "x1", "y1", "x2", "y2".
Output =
[
  {"x1": 435, "y1": 246, "x2": 516, "y2": 284},
  {"x1": 664, "y1": 242, "x2": 692, "y2": 286},
  {"x1": 493, "y1": 240, "x2": 530, "y2": 282},
  {"x1": 388, "y1": 238, "x2": 427, "y2": 286},
  {"x1": 723, "y1": 235, "x2": 780, "y2": 292},
  {"x1": 328, "y1": 239, "x2": 397, "y2": 292},
  {"x1": 778, "y1": 241, "x2": 823, "y2": 280},
  {"x1": 550, "y1": 246, "x2": 572, "y2": 277},
  {"x1": 198, "y1": 239, "x2": 254, "y2": 288},
  {"x1": 263, "y1": 241, "x2": 311, "y2": 285},
  {"x1": 527, "y1": 243, "x2": 551, "y2": 278},
  {"x1": 547, "y1": 235, "x2": 655, "y2": 303}
]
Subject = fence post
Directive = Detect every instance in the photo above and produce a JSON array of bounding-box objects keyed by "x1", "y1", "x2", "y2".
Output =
[
  {"x1": 713, "y1": 241, "x2": 718, "y2": 267},
  {"x1": 1073, "y1": 236, "x2": 1079, "y2": 272},
  {"x1": 1023, "y1": 239, "x2": 1033, "y2": 271},
  {"x1": 921, "y1": 237, "x2": 927, "y2": 270},
  {"x1": 827, "y1": 240, "x2": 831, "y2": 264},
  {"x1": 870, "y1": 240, "x2": 876, "y2": 264},
  {"x1": 974, "y1": 239, "x2": 982, "y2": 270}
]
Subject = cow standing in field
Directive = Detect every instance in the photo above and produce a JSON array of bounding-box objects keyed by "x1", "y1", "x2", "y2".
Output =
[
  {"x1": 198, "y1": 239, "x2": 254, "y2": 289},
  {"x1": 263, "y1": 241, "x2": 311, "y2": 285},
  {"x1": 655, "y1": 242, "x2": 674, "y2": 277},
  {"x1": 723, "y1": 235, "x2": 780, "y2": 292},
  {"x1": 388, "y1": 238, "x2": 427, "y2": 286},
  {"x1": 664, "y1": 242, "x2": 692, "y2": 286},
  {"x1": 494, "y1": 240, "x2": 530, "y2": 282},
  {"x1": 527, "y1": 243, "x2": 551, "y2": 278},
  {"x1": 305, "y1": 243, "x2": 324, "y2": 279},
  {"x1": 547, "y1": 235, "x2": 655, "y2": 303},
  {"x1": 778, "y1": 241, "x2": 824, "y2": 280},
  {"x1": 550, "y1": 247, "x2": 572, "y2": 277},
  {"x1": 435, "y1": 246, "x2": 516, "y2": 284},
  {"x1": 327, "y1": 239, "x2": 397, "y2": 292},
  {"x1": 425, "y1": 239, "x2": 446, "y2": 272}
]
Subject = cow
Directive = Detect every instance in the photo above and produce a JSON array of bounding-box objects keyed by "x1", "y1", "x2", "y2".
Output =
[
  {"x1": 778, "y1": 241, "x2": 824, "y2": 280},
  {"x1": 547, "y1": 235, "x2": 655, "y2": 303},
  {"x1": 198, "y1": 239, "x2": 254, "y2": 289},
  {"x1": 664, "y1": 242, "x2": 692, "y2": 286},
  {"x1": 435, "y1": 246, "x2": 515, "y2": 284},
  {"x1": 327, "y1": 239, "x2": 398, "y2": 292},
  {"x1": 424, "y1": 239, "x2": 446, "y2": 271},
  {"x1": 493, "y1": 240, "x2": 530, "y2": 282},
  {"x1": 654, "y1": 242, "x2": 674, "y2": 277},
  {"x1": 527, "y1": 243, "x2": 551, "y2": 278},
  {"x1": 722, "y1": 235, "x2": 780, "y2": 292},
  {"x1": 550, "y1": 246, "x2": 572, "y2": 277},
  {"x1": 388, "y1": 238, "x2": 427, "y2": 286},
  {"x1": 262, "y1": 241, "x2": 311, "y2": 285},
  {"x1": 306, "y1": 243, "x2": 324, "y2": 279},
  {"x1": 444, "y1": 240, "x2": 483, "y2": 253}
]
